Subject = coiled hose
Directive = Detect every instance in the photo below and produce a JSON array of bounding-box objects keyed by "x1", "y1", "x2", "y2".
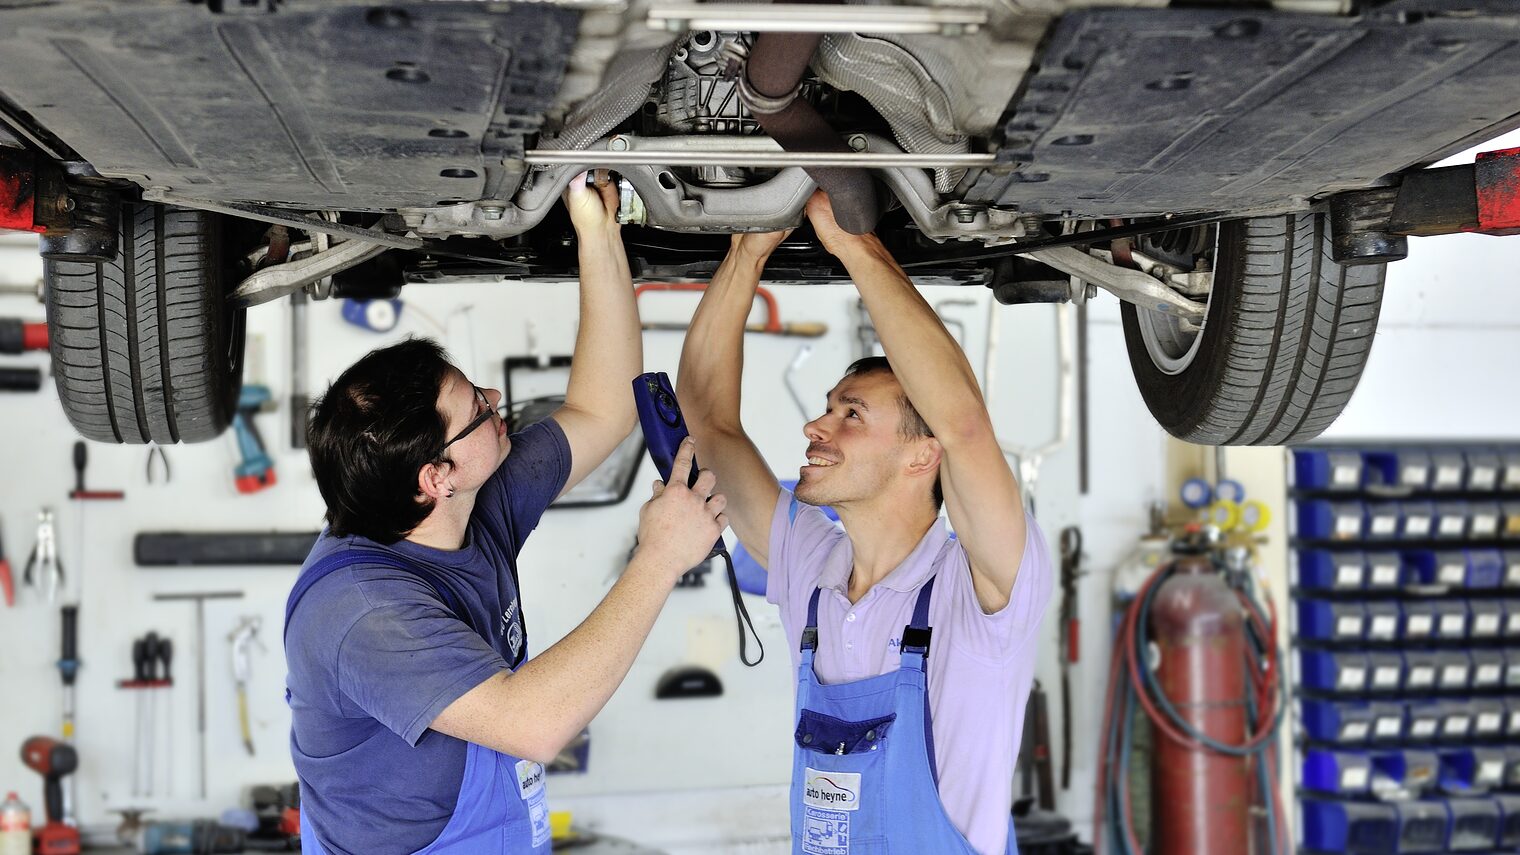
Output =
[{"x1": 1094, "y1": 556, "x2": 1289, "y2": 855}]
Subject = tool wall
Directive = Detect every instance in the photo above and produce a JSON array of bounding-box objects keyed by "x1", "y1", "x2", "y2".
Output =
[{"x1": 1290, "y1": 444, "x2": 1520, "y2": 854}]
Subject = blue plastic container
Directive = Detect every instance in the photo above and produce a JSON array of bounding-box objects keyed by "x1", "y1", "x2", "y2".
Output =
[
  {"x1": 1369, "y1": 701, "x2": 1406, "y2": 742},
  {"x1": 1436, "y1": 699, "x2": 1476, "y2": 742},
  {"x1": 1365, "y1": 448, "x2": 1430, "y2": 491},
  {"x1": 1440, "y1": 749, "x2": 1509, "y2": 795},
  {"x1": 1305, "y1": 750, "x2": 1373, "y2": 794},
  {"x1": 1433, "y1": 600, "x2": 1471, "y2": 640},
  {"x1": 1436, "y1": 651, "x2": 1473, "y2": 692},
  {"x1": 1431, "y1": 450, "x2": 1468, "y2": 492},
  {"x1": 1469, "y1": 550, "x2": 1505, "y2": 589},
  {"x1": 1403, "y1": 551, "x2": 1441, "y2": 588},
  {"x1": 1473, "y1": 699, "x2": 1507, "y2": 741},
  {"x1": 1295, "y1": 449, "x2": 1367, "y2": 491},
  {"x1": 1505, "y1": 550, "x2": 1520, "y2": 587},
  {"x1": 1300, "y1": 500, "x2": 1368, "y2": 541},
  {"x1": 1401, "y1": 501, "x2": 1437, "y2": 540},
  {"x1": 1471, "y1": 649, "x2": 1506, "y2": 689},
  {"x1": 1401, "y1": 602, "x2": 1439, "y2": 642},
  {"x1": 1393, "y1": 800, "x2": 1452, "y2": 853},
  {"x1": 1367, "y1": 551, "x2": 1404, "y2": 590},
  {"x1": 1303, "y1": 699, "x2": 1375, "y2": 744},
  {"x1": 1470, "y1": 501, "x2": 1503, "y2": 540},
  {"x1": 1299, "y1": 549, "x2": 1366, "y2": 591},
  {"x1": 1445, "y1": 797, "x2": 1501, "y2": 850},
  {"x1": 1465, "y1": 448, "x2": 1503, "y2": 491},
  {"x1": 1402, "y1": 651, "x2": 1441, "y2": 693},
  {"x1": 1505, "y1": 698, "x2": 1520, "y2": 738},
  {"x1": 1367, "y1": 502, "x2": 1402, "y2": 540},
  {"x1": 1300, "y1": 599, "x2": 1367, "y2": 642},
  {"x1": 1365, "y1": 601, "x2": 1401, "y2": 642},
  {"x1": 1366, "y1": 653, "x2": 1404, "y2": 694},
  {"x1": 1302, "y1": 650, "x2": 1371, "y2": 693},
  {"x1": 1469, "y1": 600, "x2": 1504, "y2": 640},
  {"x1": 1502, "y1": 601, "x2": 1520, "y2": 638},
  {"x1": 1504, "y1": 649, "x2": 1520, "y2": 689},
  {"x1": 1405, "y1": 700, "x2": 1443, "y2": 742},
  {"x1": 1373, "y1": 749, "x2": 1440, "y2": 796},
  {"x1": 1496, "y1": 793, "x2": 1520, "y2": 846},
  {"x1": 1435, "y1": 502, "x2": 1471, "y2": 540},
  {"x1": 1301, "y1": 798, "x2": 1398, "y2": 854}
]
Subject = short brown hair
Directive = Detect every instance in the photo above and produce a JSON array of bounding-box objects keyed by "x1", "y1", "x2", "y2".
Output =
[{"x1": 843, "y1": 356, "x2": 943, "y2": 509}]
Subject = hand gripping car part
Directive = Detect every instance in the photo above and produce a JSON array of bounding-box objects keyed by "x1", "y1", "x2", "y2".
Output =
[{"x1": 633, "y1": 372, "x2": 762, "y2": 667}]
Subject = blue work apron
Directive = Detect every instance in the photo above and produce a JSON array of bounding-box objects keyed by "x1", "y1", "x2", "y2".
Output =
[
  {"x1": 285, "y1": 549, "x2": 552, "y2": 855},
  {"x1": 790, "y1": 574, "x2": 1018, "y2": 855}
]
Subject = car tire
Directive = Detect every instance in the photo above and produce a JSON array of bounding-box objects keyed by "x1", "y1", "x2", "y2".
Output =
[
  {"x1": 1120, "y1": 212, "x2": 1384, "y2": 446},
  {"x1": 44, "y1": 202, "x2": 245, "y2": 443}
]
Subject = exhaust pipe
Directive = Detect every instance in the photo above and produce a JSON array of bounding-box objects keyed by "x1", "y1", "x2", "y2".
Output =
[{"x1": 740, "y1": 15, "x2": 881, "y2": 235}]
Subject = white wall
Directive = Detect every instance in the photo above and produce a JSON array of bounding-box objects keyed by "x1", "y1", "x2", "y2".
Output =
[{"x1": 0, "y1": 251, "x2": 1083, "y2": 850}]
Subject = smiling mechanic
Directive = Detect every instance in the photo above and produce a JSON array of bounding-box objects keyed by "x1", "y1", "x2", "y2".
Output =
[
  {"x1": 677, "y1": 191, "x2": 1053, "y2": 855},
  {"x1": 283, "y1": 175, "x2": 730, "y2": 855}
]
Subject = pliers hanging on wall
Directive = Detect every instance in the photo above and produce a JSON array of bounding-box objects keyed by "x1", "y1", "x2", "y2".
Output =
[{"x1": 24, "y1": 507, "x2": 62, "y2": 603}]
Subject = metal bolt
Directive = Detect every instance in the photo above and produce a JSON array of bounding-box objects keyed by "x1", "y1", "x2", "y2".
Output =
[
  {"x1": 609, "y1": 136, "x2": 630, "y2": 152},
  {"x1": 848, "y1": 135, "x2": 867, "y2": 152},
  {"x1": 953, "y1": 207, "x2": 978, "y2": 224},
  {"x1": 479, "y1": 204, "x2": 506, "y2": 221},
  {"x1": 1085, "y1": 283, "x2": 1098, "y2": 300},
  {"x1": 401, "y1": 213, "x2": 425, "y2": 229}
]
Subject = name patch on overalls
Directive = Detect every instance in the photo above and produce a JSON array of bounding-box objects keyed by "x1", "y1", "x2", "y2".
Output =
[{"x1": 802, "y1": 768, "x2": 859, "y2": 855}]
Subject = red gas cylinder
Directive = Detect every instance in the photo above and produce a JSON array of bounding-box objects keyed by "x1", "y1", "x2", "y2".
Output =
[{"x1": 1149, "y1": 553, "x2": 1251, "y2": 855}]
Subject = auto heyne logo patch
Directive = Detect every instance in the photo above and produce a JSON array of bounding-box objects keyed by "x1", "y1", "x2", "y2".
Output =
[{"x1": 804, "y1": 768, "x2": 861, "y2": 811}]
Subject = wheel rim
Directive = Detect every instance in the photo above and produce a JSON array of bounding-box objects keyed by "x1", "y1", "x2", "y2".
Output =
[{"x1": 1135, "y1": 226, "x2": 1215, "y2": 376}]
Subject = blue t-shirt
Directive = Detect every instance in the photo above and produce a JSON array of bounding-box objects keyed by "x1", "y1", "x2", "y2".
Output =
[{"x1": 285, "y1": 420, "x2": 571, "y2": 855}]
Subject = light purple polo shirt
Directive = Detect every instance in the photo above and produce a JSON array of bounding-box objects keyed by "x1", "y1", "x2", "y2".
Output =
[{"x1": 766, "y1": 489, "x2": 1053, "y2": 855}]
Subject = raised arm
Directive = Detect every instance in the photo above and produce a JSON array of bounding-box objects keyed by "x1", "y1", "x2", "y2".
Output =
[
  {"x1": 433, "y1": 441, "x2": 727, "y2": 761},
  {"x1": 551, "y1": 172, "x2": 642, "y2": 497},
  {"x1": 674, "y1": 233, "x2": 786, "y2": 567},
  {"x1": 806, "y1": 193, "x2": 1027, "y2": 611}
]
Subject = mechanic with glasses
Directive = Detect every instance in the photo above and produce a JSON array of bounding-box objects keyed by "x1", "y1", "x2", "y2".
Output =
[
  {"x1": 677, "y1": 191, "x2": 1052, "y2": 855},
  {"x1": 284, "y1": 173, "x2": 730, "y2": 855}
]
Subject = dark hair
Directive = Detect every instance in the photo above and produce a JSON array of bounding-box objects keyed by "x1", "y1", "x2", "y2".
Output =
[
  {"x1": 308, "y1": 338, "x2": 455, "y2": 544},
  {"x1": 843, "y1": 356, "x2": 943, "y2": 509}
]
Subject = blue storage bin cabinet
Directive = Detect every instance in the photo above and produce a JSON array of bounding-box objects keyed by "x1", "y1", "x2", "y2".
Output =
[{"x1": 1290, "y1": 443, "x2": 1520, "y2": 854}]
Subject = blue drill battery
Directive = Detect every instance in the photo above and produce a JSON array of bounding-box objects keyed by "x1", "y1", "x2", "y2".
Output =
[
  {"x1": 1299, "y1": 549, "x2": 1366, "y2": 591},
  {"x1": 1300, "y1": 599, "x2": 1367, "y2": 642},
  {"x1": 1401, "y1": 602, "x2": 1439, "y2": 643},
  {"x1": 1302, "y1": 650, "x2": 1371, "y2": 693},
  {"x1": 1373, "y1": 749, "x2": 1440, "y2": 797},
  {"x1": 1435, "y1": 651, "x2": 1473, "y2": 692},
  {"x1": 1435, "y1": 502, "x2": 1472, "y2": 540},
  {"x1": 1431, "y1": 450, "x2": 1469, "y2": 492},
  {"x1": 1468, "y1": 550, "x2": 1505, "y2": 589},
  {"x1": 1465, "y1": 447, "x2": 1503, "y2": 491},
  {"x1": 1472, "y1": 699, "x2": 1507, "y2": 740},
  {"x1": 1402, "y1": 650, "x2": 1440, "y2": 693},
  {"x1": 1295, "y1": 449, "x2": 1366, "y2": 490},
  {"x1": 1300, "y1": 500, "x2": 1368, "y2": 541},
  {"x1": 1471, "y1": 649, "x2": 1506, "y2": 689},
  {"x1": 1401, "y1": 501, "x2": 1437, "y2": 540},
  {"x1": 1302, "y1": 798, "x2": 1398, "y2": 853},
  {"x1": 1366, "y1": 653, "x2": 1404, "y2": 695},
  {"x1": 1470, "y1": 600, "x2": 1504, "y2": 640},
  {"x1": 1305, "y1": 749, "x2": 1373, "y2": 794},
  {"x1": 1365, "y1": 601, "x2": 1401, "y2": 642},
  {"x1": 1445, "y1": 796, "x2": 1501, "y2": 850},
  {"x1": 1304, "y1": 699, "x2": 1376, "y2": 745},
  {"x1": 1367, "y1": 501, "x2": 1402, "y2": 540}
]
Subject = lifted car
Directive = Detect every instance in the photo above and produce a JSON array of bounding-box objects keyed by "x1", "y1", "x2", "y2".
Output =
[{"x1": 1, "y1": 0, "x2": 1518, "y2": 444}]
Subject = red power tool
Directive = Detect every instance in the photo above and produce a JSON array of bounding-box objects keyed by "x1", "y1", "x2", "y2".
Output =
[{"x1": 19, "y1": 736, "x2": 80, "y2": 855}]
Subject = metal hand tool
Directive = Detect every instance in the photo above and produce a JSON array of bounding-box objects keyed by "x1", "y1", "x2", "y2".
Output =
[
  {"x1": 152, "y1": 591, "x2": 242, "y2": 799},
  {"x1": 68, "y1": 440, "x2": 124, "y2": 501},
  {"x1": 1057, "y1": 526, "x2": 1084, "y2": 792},
  {"x1": 228, "y1": 617, "x2": 264, "y2": 756},
  {"x1": 24, "y1": 508, "x2": 62, "y2": 602}
]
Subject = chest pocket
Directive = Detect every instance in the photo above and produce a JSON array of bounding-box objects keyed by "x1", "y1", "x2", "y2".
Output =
[{"x1": 795, "y1": 709, "x2": 896, "y2": 756}]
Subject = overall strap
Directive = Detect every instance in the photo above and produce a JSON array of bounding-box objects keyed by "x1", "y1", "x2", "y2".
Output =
[
  {"x1": 284, "y1": 549, "x2": 471, "y2": 644},
  {"x1": 799, "y1": 587, "x2": 823, "y2": 652},
  {"x1": 899, "y1": 575, "x2": 939, "y2": 786}
]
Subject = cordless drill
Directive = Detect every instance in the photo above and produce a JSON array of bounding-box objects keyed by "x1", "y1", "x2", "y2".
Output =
[
  {"x1": 19, "y1": 736, "x2": 80, "y2": 855},
  {"x1": 233, "y1": 384, "x2": 276, "y2": 493}
]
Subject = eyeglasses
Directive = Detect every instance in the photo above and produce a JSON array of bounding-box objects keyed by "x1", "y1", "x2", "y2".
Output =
[{"x1": 438, "y1": 385, "x2": 496, "y2": 459}]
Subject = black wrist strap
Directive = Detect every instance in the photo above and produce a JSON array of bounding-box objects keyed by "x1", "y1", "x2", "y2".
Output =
[{"x1": 720, "y1": 550, "x2": 764, "y2": 667}]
